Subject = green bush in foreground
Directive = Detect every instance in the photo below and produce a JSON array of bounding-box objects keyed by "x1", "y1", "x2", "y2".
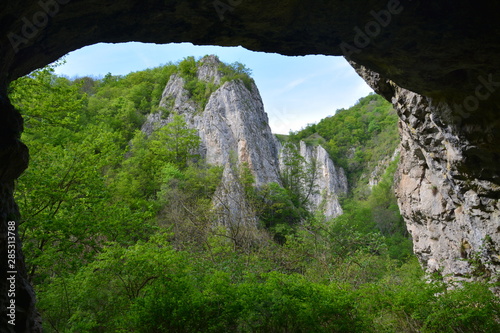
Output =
[
  {"x1": 37, "y1": 235, "x2": 499, "y2": 333},
  {"x1": 357, "y1": 259, "x2": 500, "y2": 333},
  {"x1": 38, "y1": 234, "x2": 367, "y2": 332}
]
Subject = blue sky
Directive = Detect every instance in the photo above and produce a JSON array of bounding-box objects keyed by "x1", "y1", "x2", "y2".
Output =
[{"x1": 54, "y1": 42, "x2": 373, "y2": 134}]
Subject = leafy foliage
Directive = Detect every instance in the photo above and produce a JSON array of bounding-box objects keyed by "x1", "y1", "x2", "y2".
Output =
[
  {"x1": 9, "y1": 61, "x2": 499, "y2": 333},
  {"x1": 11, "y1": 66, "x2": 155, "y2": 285},
  {"x1": 291, "y1": 93, "x2": 399, "y2": 192},
  {"x1": 253, "y1": 142, "x2": 318, "y2": 243},
  {"x1": 176, "y1": 56, "x2": 255, "y2": 109},
  {"x1": 177, "y1": 56, "x2": 215, "y2": 108},
  {"x1": 218, "y1": 61, "x2": 255, "y2": 91}
]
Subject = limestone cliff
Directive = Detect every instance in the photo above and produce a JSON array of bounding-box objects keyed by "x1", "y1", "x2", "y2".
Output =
[
  {"x1": 143, "y1": 56, "x2": 347, "y2": 225},
  {"x1": 277, "y1": 140, "x2": 348, "y2": 218},
  {"x1": 352, "y1": 62, "x2": 500, "y2": 284},
  {"x1": 142, "y1": 56, "x2": 282, "y2": 185},
  {"x1": 298, "y1": 141, "x2": 348, "y2": 217}
]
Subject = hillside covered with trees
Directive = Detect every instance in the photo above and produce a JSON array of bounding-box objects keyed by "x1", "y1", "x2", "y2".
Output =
[{"x1": 8, "y1": 58, "x2": 499, "y2": 332}]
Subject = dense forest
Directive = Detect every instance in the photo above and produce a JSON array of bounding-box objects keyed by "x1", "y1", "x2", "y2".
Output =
[{"x1": 8, "y1": 58, "x2": 499, "y2": 332}]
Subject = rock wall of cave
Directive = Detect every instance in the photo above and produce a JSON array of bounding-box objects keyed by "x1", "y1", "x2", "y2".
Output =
[
  {"x1": 352, "y1": 62, "x2": 500, "y2": 284},
  {"x1": 0, "y1": 98, "x2": 39, "y2": 332}
]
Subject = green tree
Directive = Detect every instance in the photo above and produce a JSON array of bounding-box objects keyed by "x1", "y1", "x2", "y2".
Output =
[
  {"x1": 111, "y1": 114, "x2": 201, "y2": 208},
  {"x1": 157, "y1": 163, "x2": 223, "y2": 251},
  {"x1": 149, "y1": 114, "x2": 201, "y2": 169},
  {"x1": 280, "y1": 142, "x2": 317, "y2": 208},
  {"x1": 10, "y1": 65, "x2": 155, "y2": 284}
]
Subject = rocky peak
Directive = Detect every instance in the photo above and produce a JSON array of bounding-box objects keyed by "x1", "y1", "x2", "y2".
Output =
[
  {"x1": 277, "y1": 140, "x2": 348, "y2": 218},
  {"x1": 142, "y1": 58, "x2": 280, "y2": 229},
  {"x1": 199, "y1": 79, "x2": 281, "y2": 185},
  {"x1": 196, "y1": 55, "x2": 224, "y2": 85},
  {"x1": 143, "y1": 58, "x2": 348, "y2": 226},
  {"x1": 352, "y1": 62, "x2": 500, "y2": 285},
  {"x1": 142, "y1": 57, "x2": 281, "y2": 211}
]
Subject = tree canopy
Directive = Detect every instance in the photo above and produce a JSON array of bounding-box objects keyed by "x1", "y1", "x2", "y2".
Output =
[{"x1": 8, "y1": 60, "x2": 499, "y2": 333}]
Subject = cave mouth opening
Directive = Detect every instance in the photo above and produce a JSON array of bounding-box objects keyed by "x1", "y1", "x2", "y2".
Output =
[
  {"x1": 8, "y1": 39, "x2": 385, "y2": 331},
  {"x1": 3, "y1": 2, "x2": 500, "y2": 331}
]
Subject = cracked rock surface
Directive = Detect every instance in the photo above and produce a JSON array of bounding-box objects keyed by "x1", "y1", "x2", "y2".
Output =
[{"x1": 352, "y1": 62, "x2": 500, "y2": 283}]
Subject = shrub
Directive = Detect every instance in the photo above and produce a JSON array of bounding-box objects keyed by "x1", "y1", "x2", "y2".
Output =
[{"x1": 422, "y1": 282, "x2": 500, "y2": 333}]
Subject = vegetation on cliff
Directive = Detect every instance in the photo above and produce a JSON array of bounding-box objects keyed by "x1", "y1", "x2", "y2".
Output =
[
  {"x1": 291, "y1": 93, "x2": 399, "y2": 192},
  {"x1": 176, "y1": 55, "x2": 254, "y2": 108},
  {"x1": 287, "y1": 94, "x2": 411, "y2": 258},
  {"x1": 9, "y1": 59, "x2": 499, "y2": 332}
]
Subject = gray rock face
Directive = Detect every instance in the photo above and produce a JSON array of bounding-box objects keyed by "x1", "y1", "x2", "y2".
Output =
[
  {"x1": 143, "y1": 57, "x2": 282, "y2": 187},
  {"x1": 295, "y1": 141, "x2": 347, "y2": 217},
  {"x1": 352, "y1": 62, "x2": 500, "y2": 284},
  {"x1": 3, "y1": 1, "x2": 500, "y2": 106},
  {"x1": 200, "y1": 81, "x2": 282, "y2": 186},
  {"x1": 395, "y1": 93, "x2": 500, "y2": 284},
  {"x1": 196, "y1": 55, "x2": 223, "y2": 86},
  {"x1": 143, "y1": 56, "x2": 347, "y2": 225},
  {"x1": 143, "y1": 57, "x2": 282, "y2": 228}
]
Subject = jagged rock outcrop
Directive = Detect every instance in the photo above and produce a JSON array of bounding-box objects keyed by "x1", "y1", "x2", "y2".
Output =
[
  {"x1": 352, "y1": 62, "x2": 500, "y2": 284},
  {"x1": 277, "y1": 141, "x2": 348, "y2": 217},
  {"x1": 143, "y1": 56, "x2": 282, "y2": 186},
  {"x1": 298, "y1": 141, "x2": 347, "y2": 217},
  {"x1": 144, "y1": 56, "x2": 347, "y2": 224},
  {"x1": 143, "y1": 56, "x2": 283, "y2": 229}
]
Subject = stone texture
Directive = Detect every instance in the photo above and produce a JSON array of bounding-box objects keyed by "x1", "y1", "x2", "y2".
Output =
[
  {"x1": 277, "y1": 141, "x2": 348, "y2": 218},
  {"x1": 1, "y1": 1, "x2": 499, "y2": 103},
  {"x1": 143, "y1": 56, "x2": 281, "y2": 229},
  {"x1": 352, "y1": 62, "x2": 500, "y2": 283},
  {"x1": 368, "y1": 148, "x2": 400, "y2": 188},
  {"x1": 144, "y1": 56, "x2": 347, "y2": 223},
  {"x1": 0, "y1": 96, "x2": 40, "y2": 332},
  {"x1": 298, "y1": 141, "x2": 348, "y2": 217},
  {"x1": 143, "y1": 56, "x2": 282, "y2": 187}
]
